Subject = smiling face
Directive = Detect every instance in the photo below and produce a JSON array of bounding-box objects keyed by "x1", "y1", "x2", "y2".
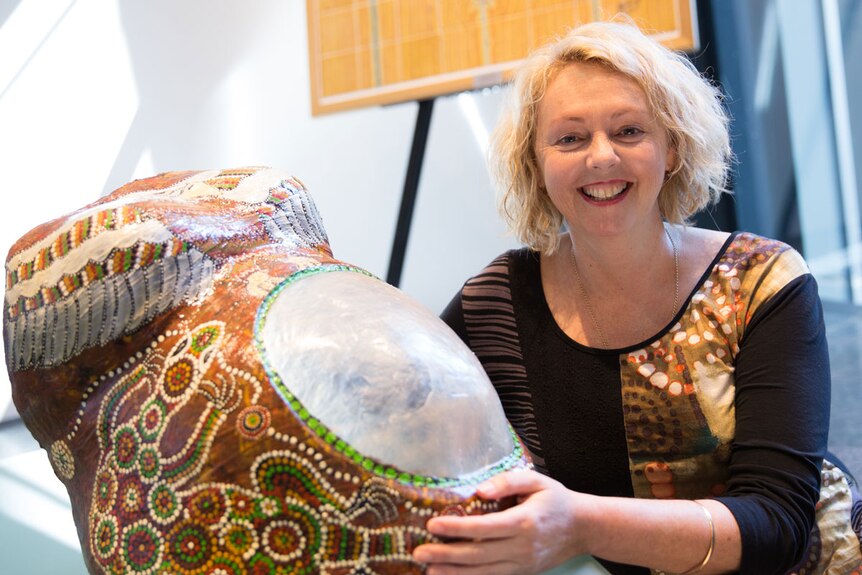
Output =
[{"x1": 533, "y1": 61, "x2": 676, "y2": 239}]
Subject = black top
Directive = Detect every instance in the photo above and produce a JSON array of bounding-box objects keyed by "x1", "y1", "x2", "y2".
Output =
[{"x1": 441, "y1": 233, "x2": 844, "y2": 574}]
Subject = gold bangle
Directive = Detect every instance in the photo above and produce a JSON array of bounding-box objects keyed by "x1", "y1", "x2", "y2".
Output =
[{"x1": 679, "y1": 501, "x2": 715, "y2": 575}]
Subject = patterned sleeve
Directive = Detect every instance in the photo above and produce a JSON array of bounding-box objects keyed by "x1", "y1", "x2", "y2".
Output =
[
  {"x1": 440, "y1": 251, "x2": 548, "y2": 471},
  {"x1": 440, "y1": 287, "x2": 469, "y2": 343},
  {"x1": 716, "y1": 252, "x2": 829, "y2": 574}
]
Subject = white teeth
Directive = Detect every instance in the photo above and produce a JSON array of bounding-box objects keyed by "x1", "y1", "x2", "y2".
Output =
[{"x1": 581, "y1": 184, "x2": 627, "y2": 200}]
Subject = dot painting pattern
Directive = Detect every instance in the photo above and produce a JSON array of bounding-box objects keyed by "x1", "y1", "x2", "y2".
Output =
[
  {"x1": 82, "y1": 322, "x2": 443, "y2": 574},
  {"x1": 620, "y1": 236, "x2": 790, "y2": 502},
  {"x1": 5, "y1": 167, "x2": 531, "y2": 575}
]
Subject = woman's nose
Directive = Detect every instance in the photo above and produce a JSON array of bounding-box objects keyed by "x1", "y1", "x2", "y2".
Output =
[{"x1": 586, "y1": 134, "x2": 620, "y2": 170}]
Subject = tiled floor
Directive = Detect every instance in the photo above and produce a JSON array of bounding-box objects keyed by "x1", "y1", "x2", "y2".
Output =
[{"x1": 0, "y1": 303, "x2": 858, "y2": 574}]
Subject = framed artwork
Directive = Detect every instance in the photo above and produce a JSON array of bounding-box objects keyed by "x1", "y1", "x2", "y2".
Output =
[{"x1": 307, "y1": 0, "x2": 698, "y2": 115}]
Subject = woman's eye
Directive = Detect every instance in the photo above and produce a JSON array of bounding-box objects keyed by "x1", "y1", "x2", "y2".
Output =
[
  {"x1": 618, "y1": 127, "x2": 643, "y2": 137},
  {"x1": 557, "y1": 135, "x2": 580, "y2": 145}
]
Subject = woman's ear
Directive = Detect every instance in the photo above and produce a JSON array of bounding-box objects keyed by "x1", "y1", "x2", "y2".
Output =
[
  {"x1": 665, "y1": 144, "x2": 678, "y2": 175},
  {"x1": 530, "y1": 153, "x2": 546, "y2": 191}
]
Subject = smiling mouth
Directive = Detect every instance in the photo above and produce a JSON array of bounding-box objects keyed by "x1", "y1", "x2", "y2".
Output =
[{"x1": 580, "y1": 183, "x2": 630, "y2": 201}]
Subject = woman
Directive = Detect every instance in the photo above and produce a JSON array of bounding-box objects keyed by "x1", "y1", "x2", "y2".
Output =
[{"x1": 413, "y1": 20, "x2": 862, "y2": 575}]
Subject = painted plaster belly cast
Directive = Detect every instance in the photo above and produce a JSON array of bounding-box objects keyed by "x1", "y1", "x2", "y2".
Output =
[{"x1": 4, "y1": 167, "x2": 529, "y2": 575}]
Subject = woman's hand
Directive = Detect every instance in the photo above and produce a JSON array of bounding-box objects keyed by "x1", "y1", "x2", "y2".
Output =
[{"x1": 412, "y1": 469, "x2": 588, "y2": 575}]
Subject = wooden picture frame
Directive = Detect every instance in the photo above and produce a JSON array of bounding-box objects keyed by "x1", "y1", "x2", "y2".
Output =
[{"x1": 307, "y1": 0, "x2": 699, "y2": 115}]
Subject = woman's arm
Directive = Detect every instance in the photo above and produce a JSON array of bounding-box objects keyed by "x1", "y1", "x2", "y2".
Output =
[
  {"x1": 715, "y1": 271, "x2": 828, "y2": 572},
  {"x1": 413, "y1": 469, "x2": 741, "y2": 575},
  {"x1": 422, "y1": 256, "x2": 828, "y2": 574}
]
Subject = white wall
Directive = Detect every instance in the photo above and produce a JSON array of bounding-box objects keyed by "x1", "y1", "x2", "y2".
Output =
[{"x1": 0, "y1": 0, "x2": 519, "y2": 422}]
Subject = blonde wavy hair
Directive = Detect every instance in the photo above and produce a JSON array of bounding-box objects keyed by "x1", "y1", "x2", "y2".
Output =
[{"x1": 493, "y1": 20, "x2": 732, "y2": 254}]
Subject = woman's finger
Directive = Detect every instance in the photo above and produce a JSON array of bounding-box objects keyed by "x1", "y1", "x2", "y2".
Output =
[
  {"x1": 424, "y1": 560, "x2": 520, "y2": 575},
  {"x1": 425, "y1": 507, "x2": 524, "y2": 540},
  {"x1": 475, "y1": 469, "x2": 551, "y2": 500},
  {"x1": 414, "y1": 539, "x2": 524, "y2": 570}
]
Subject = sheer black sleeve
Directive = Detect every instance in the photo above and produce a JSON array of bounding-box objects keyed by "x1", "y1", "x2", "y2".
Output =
[{"x1": 440, "y1": 289, "x2": 468, "y2": 343}]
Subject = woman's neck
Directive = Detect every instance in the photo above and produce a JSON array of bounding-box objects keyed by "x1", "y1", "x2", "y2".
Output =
[{"x1": 566, "y1": 222, "x2": 674, "y2": 287}]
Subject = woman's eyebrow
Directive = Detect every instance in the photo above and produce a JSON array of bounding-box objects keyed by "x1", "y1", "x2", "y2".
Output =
[{"x1": 544, "y1": 108, "x2": 650, "y2": 129}]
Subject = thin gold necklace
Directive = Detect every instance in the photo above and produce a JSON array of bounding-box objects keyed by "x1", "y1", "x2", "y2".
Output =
[{"x1": 569, "y1": 225, "x2": 679, "y2": 348}]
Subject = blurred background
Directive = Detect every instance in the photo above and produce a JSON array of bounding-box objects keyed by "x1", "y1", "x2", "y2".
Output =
[{"x1": 1, "y1": 0, "x2": 860, "y2": 572}]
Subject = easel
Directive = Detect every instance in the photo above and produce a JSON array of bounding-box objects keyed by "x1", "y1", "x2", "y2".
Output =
[{"x1": 385, "y1": 98, "x2": 434, "y2": 287}]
